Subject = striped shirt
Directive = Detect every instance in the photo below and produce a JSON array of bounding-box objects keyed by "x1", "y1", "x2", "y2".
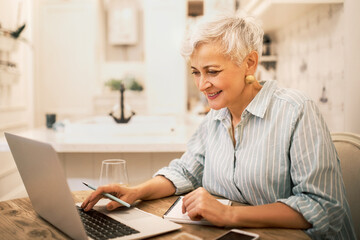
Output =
[{"x1": 155, "y1": 80, "x2": 356, "y2": 239}]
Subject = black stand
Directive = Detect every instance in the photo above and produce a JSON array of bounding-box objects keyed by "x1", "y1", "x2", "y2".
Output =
[{"x1": 109, "y1": 83, "x2": 135, "y2": 123}]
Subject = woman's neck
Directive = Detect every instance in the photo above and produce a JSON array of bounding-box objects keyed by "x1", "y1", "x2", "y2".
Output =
[{"x1": 229, "y1": 81, "x2": 262, "y2": 127}]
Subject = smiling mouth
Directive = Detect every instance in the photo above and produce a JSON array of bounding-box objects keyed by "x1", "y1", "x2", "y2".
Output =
[{"x1": 207, "y1": 90, "x2": 222, "y2": 98}]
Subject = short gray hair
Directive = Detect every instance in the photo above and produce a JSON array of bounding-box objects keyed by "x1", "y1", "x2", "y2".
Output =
[{"x1": 181, "y1": 12, "x2": 264, "y2": 65}]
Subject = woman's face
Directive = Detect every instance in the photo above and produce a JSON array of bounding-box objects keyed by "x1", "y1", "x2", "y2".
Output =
[{"x1": 190, "y1": 42, "x2": 247, "y2": 110}]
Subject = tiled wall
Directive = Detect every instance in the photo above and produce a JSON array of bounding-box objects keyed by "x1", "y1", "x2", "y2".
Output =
[{"x1": 275, "y1": 4, "x2": 345, "y2": 132}]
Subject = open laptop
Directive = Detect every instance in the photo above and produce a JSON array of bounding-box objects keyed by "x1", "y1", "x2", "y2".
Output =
[{"x1": 5, "y1": 132, "x2": 181, "y2": 240}]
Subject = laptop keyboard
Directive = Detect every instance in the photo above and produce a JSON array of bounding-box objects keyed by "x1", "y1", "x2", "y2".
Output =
[{"x1": 77, "y1": 206, "x2": 139, "y2": 240}]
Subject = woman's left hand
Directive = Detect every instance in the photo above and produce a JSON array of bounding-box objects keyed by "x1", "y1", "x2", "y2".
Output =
[{"x1": 181, "y1": 187, "x2": 231, "y2": 226}]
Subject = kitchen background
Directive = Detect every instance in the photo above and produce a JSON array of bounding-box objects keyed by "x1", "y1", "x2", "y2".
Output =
[{"x1": 0, "y1": 0, "x2": 359, "y2": 201}]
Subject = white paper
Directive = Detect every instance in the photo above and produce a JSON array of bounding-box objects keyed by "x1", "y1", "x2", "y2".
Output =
[{"x1": 163, "y1": 196, "x2": 231, "y2": 225}]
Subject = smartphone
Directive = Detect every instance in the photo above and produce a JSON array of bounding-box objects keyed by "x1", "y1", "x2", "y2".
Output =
[{"x1": 215, "y1": 229, "x2": 259, "y2": 240}]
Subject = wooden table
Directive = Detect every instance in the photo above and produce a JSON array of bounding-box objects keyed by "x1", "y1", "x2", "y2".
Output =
[{"x1": 0, "y1": 191, "x2": 310, "y2": 240}]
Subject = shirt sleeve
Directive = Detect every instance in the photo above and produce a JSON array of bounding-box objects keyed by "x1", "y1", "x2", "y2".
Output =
[
  {"x1": 154, "y1": 114, "x2": 209, "y2": 195},
  {"x1": 277, "y1": 100, "x2": 347, "y2": 237}
]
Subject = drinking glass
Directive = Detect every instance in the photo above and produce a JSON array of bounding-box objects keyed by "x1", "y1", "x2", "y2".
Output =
[{"x1": 99, "y1": 159, "x2": 129, "y2": 187}]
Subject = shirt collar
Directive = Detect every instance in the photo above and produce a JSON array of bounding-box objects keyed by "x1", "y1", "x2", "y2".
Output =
[
  {"x1": 213, "y1": 107, "x2": 229, "y2": 121},
  {"x1": 212, "y1": 80, "x2": 277, "y2": 121},
  {"x1": 245, "y1": 80, "x2": 277, "y2": 118}
]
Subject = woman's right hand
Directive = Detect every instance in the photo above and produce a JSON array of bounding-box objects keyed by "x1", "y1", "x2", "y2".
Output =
[
  {"x1": 81, "y1": 176, "x2": 176, "y2": 212},
  {"x1": 81, "y1": 183, "x2": 139, "y2": 211}
]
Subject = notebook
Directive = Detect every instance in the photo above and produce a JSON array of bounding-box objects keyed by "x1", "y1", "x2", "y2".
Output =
[
  {"x1": 5, "y1": 132, "x2": 181, "y2": 240},
  {"x1": 163, "y1": 196, "x2": 231, "y2": 225}
]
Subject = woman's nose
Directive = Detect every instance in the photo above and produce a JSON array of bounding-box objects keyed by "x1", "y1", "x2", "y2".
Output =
[{"x1": 198, "y1": 76, "x2": 211, "y2": 91}]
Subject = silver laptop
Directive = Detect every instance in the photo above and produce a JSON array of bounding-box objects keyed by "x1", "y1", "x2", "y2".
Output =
[{"x1": 5, "y1": 132, "x2": 181, "y2": 240}]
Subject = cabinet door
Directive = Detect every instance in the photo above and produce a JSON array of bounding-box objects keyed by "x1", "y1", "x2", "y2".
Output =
[{"x1": 37, "y1": 0, "x2": 98, "y2": 125}]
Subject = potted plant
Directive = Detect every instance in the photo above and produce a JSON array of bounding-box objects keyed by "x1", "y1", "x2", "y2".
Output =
[{"x1": 104, "y1": 77, "x2": 144, "y2": 123}]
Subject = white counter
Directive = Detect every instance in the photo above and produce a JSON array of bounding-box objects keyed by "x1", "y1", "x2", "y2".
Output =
[
  {"x1": 1, "y1": 115, "x2": 205, "y2": 192},
  {"x1": 0, "y1": 115, "x2": 204, "y2": 153}
]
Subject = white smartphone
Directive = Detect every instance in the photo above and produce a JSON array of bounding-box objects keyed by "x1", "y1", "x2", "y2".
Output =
[{"x1": 215, "y1": 229, "x2": 260, "y2": 240}]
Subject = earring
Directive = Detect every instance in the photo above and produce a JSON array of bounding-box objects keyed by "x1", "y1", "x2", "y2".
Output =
[{"x1": 245, "y1": 75, "x2": 256, "y2": 84}]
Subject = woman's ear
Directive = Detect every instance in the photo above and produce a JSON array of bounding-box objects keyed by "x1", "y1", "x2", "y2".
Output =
[{"x1": 245, "y1": 51, "x2": 259, "y2": 75}]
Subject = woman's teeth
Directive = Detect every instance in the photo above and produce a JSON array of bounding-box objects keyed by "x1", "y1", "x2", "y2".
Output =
[{"x1": 208, "y1": 90, "x2": 222, "y2": 97}]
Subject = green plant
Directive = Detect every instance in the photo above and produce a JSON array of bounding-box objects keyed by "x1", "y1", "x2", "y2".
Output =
[
  {"x1": 105, "y1": 78, "x2": 143, "y2": 91},
  {"x1": 105, "y1": 79, "x2": 123, "y2": 91},
  {"x1": 128, "y1": 80, "x2": 143, "y2": 91}
]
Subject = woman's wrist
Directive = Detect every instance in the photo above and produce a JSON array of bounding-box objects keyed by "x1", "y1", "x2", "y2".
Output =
[
  {"x1": 129, "y1": 184, "x2": 147, "y2": 201},
  {"x1": 224, "y1": 205, "x2": 242, "y2": 227}
]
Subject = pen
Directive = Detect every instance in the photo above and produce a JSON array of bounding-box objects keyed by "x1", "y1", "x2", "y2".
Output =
[
  {"x1": 163, "y1": 196, "x2": 181, "y2": 216},
  {"x1": 82, "y1": 181, "x2": 131, "y2": 208}
]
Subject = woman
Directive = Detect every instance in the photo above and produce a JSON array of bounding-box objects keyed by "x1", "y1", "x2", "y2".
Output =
[{"x1": 82, "y1": 13, "x2": 356, "y2": 239}]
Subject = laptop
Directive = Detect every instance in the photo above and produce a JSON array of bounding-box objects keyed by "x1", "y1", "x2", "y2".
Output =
[{"x1": 5, "y1": 132, "x2": 182, "y2": 240}]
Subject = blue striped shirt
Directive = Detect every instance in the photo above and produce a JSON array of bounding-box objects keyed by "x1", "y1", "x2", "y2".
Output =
[{"x1": 156, "y1": 80, "x2": 356, "y2": 239}]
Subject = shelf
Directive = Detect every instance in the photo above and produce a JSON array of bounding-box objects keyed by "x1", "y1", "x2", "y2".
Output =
[
  {"x1": 242, "y1": 0, "x2": 344, "y2": 32},
  {"x1": 0, "y1": 67, "x2": 20, "y2": 86},
  {"x1": 0, "y1": 35, "x2": 19, "y2": 52}
]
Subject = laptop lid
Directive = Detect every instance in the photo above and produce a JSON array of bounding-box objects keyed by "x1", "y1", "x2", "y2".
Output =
[
  {"x1": 5, "y1": 132, "x2": 181, "y2": 240},
  {"x1": 5, "y1": 132, "x2": 88, "y2": 240}
]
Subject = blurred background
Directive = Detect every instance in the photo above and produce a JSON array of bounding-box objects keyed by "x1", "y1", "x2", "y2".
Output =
[
  {"x1": 1, "y1": 0, "x2": 360, "y2": 133},
  {"x1": 0, "y1": 0, "x2": 359, "y2": 200}
]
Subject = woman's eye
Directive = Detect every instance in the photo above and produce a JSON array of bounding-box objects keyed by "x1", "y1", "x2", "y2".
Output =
[
  {"x1": 208, "y1": 70, "x2": 221, "y2": 75},
  {"x1": 191, "y1": 71, "x2": 200, "y2": 76}
]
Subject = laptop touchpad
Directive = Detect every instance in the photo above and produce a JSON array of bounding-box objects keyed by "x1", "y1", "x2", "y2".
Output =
[{"x1": 93, "y1": 199, "x2": 152, "y2": 221}]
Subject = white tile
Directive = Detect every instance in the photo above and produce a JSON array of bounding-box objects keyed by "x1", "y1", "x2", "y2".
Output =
[{"x1": 274, "y1": 4, "x2": 345, "y2": 131}]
